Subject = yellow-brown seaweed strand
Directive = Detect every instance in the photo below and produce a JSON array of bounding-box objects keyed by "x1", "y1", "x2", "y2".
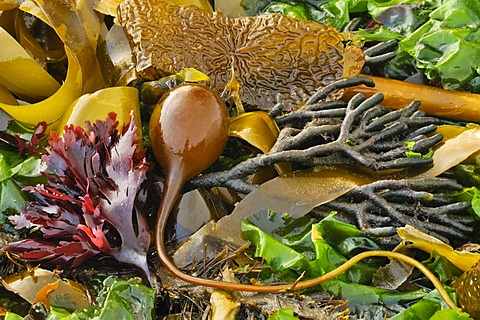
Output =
[{"x1": 344, "y1": 75, "x2": 480, "y2": 122}]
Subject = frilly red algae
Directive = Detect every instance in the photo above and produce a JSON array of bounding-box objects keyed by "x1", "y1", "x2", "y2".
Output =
[{"x1": 118, "y1": 0, "x2": 348, "y2": 110}]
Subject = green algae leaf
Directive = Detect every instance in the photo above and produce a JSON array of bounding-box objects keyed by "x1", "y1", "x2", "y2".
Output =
[
  {"x1": 267, "y1": 307, "x2": 299, "y2": 320},
  {"x1": 390, "y1": 288, "x2": 470, "y2": 320},
  {"x1": 400, "y1": 0, "x2": 480, "y2": 90},
  {"x1": 449, "y1": 186, "x2": 480, "y2": 218},
  {"x1": 241, "y1": 210, "x2": 427, "y2": 314}
]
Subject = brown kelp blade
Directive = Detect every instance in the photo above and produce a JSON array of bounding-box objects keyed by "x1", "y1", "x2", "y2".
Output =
[{"x1": 118, "y1": 0, "x2": 356, "y2": 110}]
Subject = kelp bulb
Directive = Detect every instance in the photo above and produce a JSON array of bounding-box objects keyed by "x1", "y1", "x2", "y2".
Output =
[
  {"x1": 150, "y1": 83, "x2": 230, "y2": 283},
  {"x1": 149, "y1": 83, "x2": 229, "y2": 182}
]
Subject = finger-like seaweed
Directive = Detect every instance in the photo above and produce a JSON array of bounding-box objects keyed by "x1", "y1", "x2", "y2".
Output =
[
  {"x1": 310, "y1": 177, "x2": 476, "y2": 247},
  {"x1": 191, "y1": 77, "x2": 442, "y2": 193}
]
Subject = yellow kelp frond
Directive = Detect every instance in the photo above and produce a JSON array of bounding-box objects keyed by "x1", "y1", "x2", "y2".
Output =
[
  {"x1": 23, "y1": 0, "x2": 104, "y2": 93},
  {"x1": 229, "y1": 111, "x2": 280, "y2": 154},
  {"x1": 57, "y1": 86, "x2": 142, "y2": 144},
  {"x1": 14, "y1": 10, "x2": 47, "y2": 68},
  {"x1": 0, "y1": 26, "x2": 60, "y2": 101},
  {"x1": 398, "y1": 225, "x2": 480, "y2": 271},
  {"x1": 0, "y1": 46, "x2": 82, "y2": 125},
  {"x1": 0, "y1": 0, "x2": 109, "y2": 126},
  {"x1": 0, "y1": 1, "x2": 18, "y2": 11},
  {"x1": 0, "y1": 83, "x2": 18, "y2": 105}
]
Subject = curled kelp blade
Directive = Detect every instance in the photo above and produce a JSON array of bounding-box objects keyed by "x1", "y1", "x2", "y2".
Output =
[
  {"x1": 118, "y1": 0, "x2": 359, "y2": 110},
  {"x1": 0, "y1": 26, "x2": 60, "y2": 101},
  {"x1": 13, "y1": 9, "x2": 47, "y2": 69},
  {"x1": 0, "y1": 47, "x2": 82, "y2": 126},
  {"x1": 18, "y1": 0, "x2": 104, "y2": 93},
  {"x1": 0, "y1": 0, "x2": 106, "y2": 126},
  {"x1": 0, "y1": 83, "x2": 18, "y2": 105}
]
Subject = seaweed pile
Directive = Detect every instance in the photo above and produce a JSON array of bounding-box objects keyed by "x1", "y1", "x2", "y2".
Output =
[{"x1": 2, "y1": 0, "x2": 480, "y2": 319}]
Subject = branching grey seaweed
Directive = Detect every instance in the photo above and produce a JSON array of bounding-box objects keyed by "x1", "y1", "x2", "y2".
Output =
[
  {"x1": 363, "y1": 39, "x2": 398, "y2": 66},
  {"x1": 190, "y1": 77, "x2": 442, "y2": 194},
  {"x1": 311, "y1": 178, "x2": 476, "y2": 247}
]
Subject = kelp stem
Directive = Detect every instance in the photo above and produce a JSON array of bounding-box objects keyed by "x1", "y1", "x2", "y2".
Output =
[
  {"x1": 343, "y1": 75, "x2": 480, "y2": 122},
  {"x1": 288, "y1": 250, "x2": 457, "y2": 309}
]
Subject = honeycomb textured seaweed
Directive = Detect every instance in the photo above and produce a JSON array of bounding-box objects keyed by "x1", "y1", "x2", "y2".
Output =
[
  {"x1": 452, "y1": 261, "x2": 480, "y2": 317},
  {"x1": 118, "y1": 0, "x2": 346, "y2": 110}
]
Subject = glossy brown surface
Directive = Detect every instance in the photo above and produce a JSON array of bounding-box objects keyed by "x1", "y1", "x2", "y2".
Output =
[
  {"x1": 148, "y1": 83, "x2": 297, "y2": 291},
  {"x1": 118, "y1": 0, "x2": 345, "y2": 110},
  {"x1": 149, "y1": 84, "x2": 229, "y2": 282},
  {"x1": 149, "y1": 83, "x2": 229, "y2": 186}
]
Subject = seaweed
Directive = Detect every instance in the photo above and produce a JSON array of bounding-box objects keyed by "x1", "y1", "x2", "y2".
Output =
[
  {"x1": 311, "y1": 177, "x2": 477, "y2": 247},
  {"x1": 191, "y1": 76, "x2": 442, "y2": 193}
]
